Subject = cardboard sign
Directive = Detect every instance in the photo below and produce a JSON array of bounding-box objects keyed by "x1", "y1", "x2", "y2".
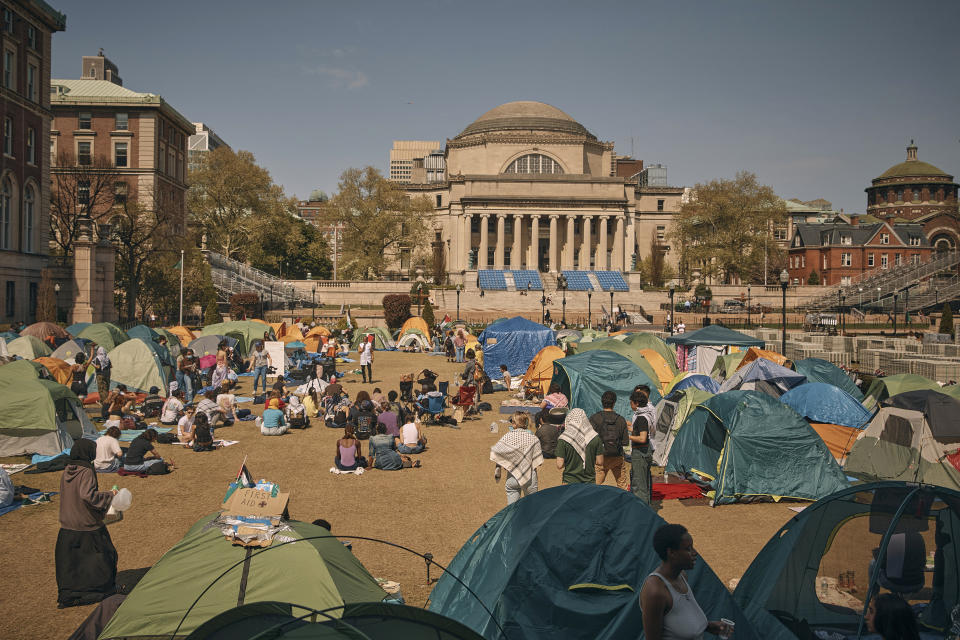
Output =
[
  {"x1": 221, "y1": 487, "x2": 290, "y2": 519},
  {"x1": 263, "y1": 340, "x2": 286, "y2": 380}
]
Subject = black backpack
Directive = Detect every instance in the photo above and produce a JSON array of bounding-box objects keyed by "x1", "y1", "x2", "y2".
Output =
[
  {"x1": 595, "y1": 412, "x2": 625, "y2": 457},
  {"x1": 354, "y1": 411, "x2": 376, "y2": 440}
]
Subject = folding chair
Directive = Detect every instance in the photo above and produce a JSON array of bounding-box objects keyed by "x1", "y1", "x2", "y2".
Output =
[
  {"x1": 415, "y1": 392, "x2": 446, "y2": 424},
  {"x1": 452, "y1": 385, "x2": 477, "y2": 422}
]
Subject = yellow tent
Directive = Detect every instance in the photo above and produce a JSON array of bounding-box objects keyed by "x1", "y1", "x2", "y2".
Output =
[
  {"x1": 639, "y1": 349, "x2": 674, "y2": 392},
  {"x1": 735, "y1": 346, "x2": 789, "y2": 371},
  {"x1": 284, "y1": 325, "x2": 304, "y2": 341},
  {"x1": 269, "y1": 322, "x2": 288, "y2": 339},
  {"x1": 166, "y1": 326, "x2": 196, "y2": 345},
  {"x1": 305, "y1": 325, "x2": 331, "y2": 338},
  {"x1": 281, "y1": 333, "x2": 306, "y2": 345},
  {"x1": 34, "y1": 356, "x2": 73, "y2": 386},
  {"x1": 249, "y1": 318, "x2": 269, "y2": 326},
  {"x1": 520, "y1": 345, "x2": 565, "y2": 394},
  {"x1": 400, "y1": 317, "x2": 431, "y2": 341}
]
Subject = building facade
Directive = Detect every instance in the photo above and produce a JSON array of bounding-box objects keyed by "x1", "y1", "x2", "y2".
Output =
[
  {"x1": 0, "y1": 0, "x2": 65, "y2": 324},
  {"x1": 865, "y1": 142, "x2": 960, "y2": 251},
  {"x1": 389, "y1": 140, "x2": 441, "y2": 183},
  {"x1": 787, "y1": 218, "x2": 931, "y2": 286},
  {"x1": 296, "y1": 197, "x2": 343, "y2": 277},
  {"x1": 50, "y1": 53, "x2": 194, "y2": 237},
  {"x1": 188, "y1": 121, "x2": 229, "y2": 172}
]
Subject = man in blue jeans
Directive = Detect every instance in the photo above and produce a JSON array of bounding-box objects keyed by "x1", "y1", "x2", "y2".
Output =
[
  {"x1": 176, "y1": 349, "x2": 197, "y2": 403},
  {"x1": 248, "y1": 341, "x2": 272, "y2": 396}
]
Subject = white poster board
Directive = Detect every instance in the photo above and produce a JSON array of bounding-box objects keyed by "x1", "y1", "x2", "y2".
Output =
[{"x1": 263, "y1": 340, "x2": 286, "y2": 380}]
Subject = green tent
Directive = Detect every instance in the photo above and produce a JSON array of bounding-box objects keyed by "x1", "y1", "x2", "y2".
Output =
[
  {"x1": 666, "y1": 391, "x2": 848, "y2": 505},
  {"x1": 0, "y1": 364, "x2": 97, "y2": 456},
  {"x1": 6, "y1": 334, "x2": 52, "y2": 359},
  {"x1": 620, "y1": 332, "x2": 677, "y2": 372},
  {"x1": 154, "y1": 328, "x2": 184, "y2": 358},
  {"x1": 91, "y1": 339, "x2": 168, "y2": 395},
  {"x1": 572, "y1": 338, "x2": 662, "y2": 388},
  {"x1": 350, "y1": 327, "x2": 395, "y2": 350},
  {"x1": 65, "y1": 322, "x2": 91, "y2": 336},
  {"x1": 792, "y1": 357, "x2": 863, "y2": 400},
  {"x1": 551, "y1": 350, "x2": 662, "y2": 419},
  {"x1": 940, "y1": 384, "x2": 960, "y2": 401},
  {"x1": 862, "y1": 373, "x2": 939, "y2": 409},
  {"x1": 99, "y1": 515, "x2": 388, "y2": 639},
  {"x1": 77, "y1": 322, "x2": 129, "y2": 352},
  {"x1": 0, "y1": 357, "x2": 48, "y2": 379},
  {"x1": 201, "y1": 321, "x2": 275, "y2": 356},
  {"x1": 709, "y1": 351, "x2": 747, "y2": 381},
  {"x1": 665, "y1": 324, "x2": 764, "y2": 347}
]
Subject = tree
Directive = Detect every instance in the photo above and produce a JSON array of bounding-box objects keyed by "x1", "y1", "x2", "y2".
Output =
[
  {"x1": 246, "y1": 202, "x2": 332, "y2": 279},
  {"x1": 36, "y1": 270, "x2": 57, "y2": 323},
  {"x1": 641, "y1": 235, "x2": 671, "y2": 287},
  {"x1": 671, "y1": 171, "x2": 787, "y2": 284},
  {"x1": 422, "y1": 299, "x2": 435, "y2": 327},
  {"x1": 382, "y1": 294, "x2": 412, "y2": 330},
  {"x1": 940, "y1": 304, "x2": 954, "y2": 338},
  {"x1": 49, "y1": 152, "x2": 121, "y2": 256},
  {"x1": 329, "y1": 167, "x2": 433, "y2": 279},
  {"x1": 204, "y1": 294, "x2": 222, "y2": 325},
  {"x1": 807, "y1": 270, "x2": 820, "y2": 285}
]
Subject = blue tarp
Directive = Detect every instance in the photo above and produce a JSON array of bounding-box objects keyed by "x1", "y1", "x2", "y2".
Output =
[
  {"x1": 779, "y1": 383, "x2": 872, "y2": 429},
  {"x1": 477, "y1": 316, "x2": 554, "y2": 378},
  {"x1": 672, "y1": 374, "x2": 721, "y2": 394},
  {"x1": 719, "y1": 359, "x2": 807, "y2": 398}
]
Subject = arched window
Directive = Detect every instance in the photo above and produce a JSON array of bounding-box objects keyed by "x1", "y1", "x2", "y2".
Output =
[
  {"x1": 23, "y1": 184, "x2": 34, "y2": 253},
  {"x1": 503, "y1": 154, "x2": 564, "y2": 175},
  {"x1": 0, "y1": 176, "x2": 10, "y2": 249}
]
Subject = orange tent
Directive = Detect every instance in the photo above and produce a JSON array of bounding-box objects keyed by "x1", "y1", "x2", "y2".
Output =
[
  {"x1": 166, "y1": 326, "x2": 196, "y2": 345},
  {"x1": 810, "y1": 423, "x2": 861, "y2": 464},
  {"x1": 735, "y1": 346, "x2": 789, "y2": 371},
  {"x1": 520, "y1": 345, "x2": 566, "y2": 394},
  {"x1": 269, "y1": 322, "x2": 288, "y2": 339},
  {"x1": 303, "y1": 335, "x2": 322, "y2": 353},
  {"x1": 34, "y1": 356, "x2": 72, "y2": 385},
  {"x1": 639, "y1": 348, "x2": 674, "y2": 391},
  {"x1": 305, "y1": 325, "x2": 331, "y2": 338},
  {"x1": 284, "y1": 325, "x2": 304, "y2": 341},
  {"x1": 400, "y1": 317, "x2": 431, "y2": 342}
]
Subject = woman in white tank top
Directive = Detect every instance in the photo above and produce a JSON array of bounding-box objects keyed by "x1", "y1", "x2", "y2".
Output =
[{"x1": 639, "y1": 524, "x2": 733, "y2": 640}]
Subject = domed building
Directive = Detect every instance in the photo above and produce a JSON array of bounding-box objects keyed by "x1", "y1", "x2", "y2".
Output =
[
  {"x1": 866, "y1": 141, "x2": 960, "y2": 250},
  {"x1": 404, "y1": 101, "x2": 685, "y2": 279}
]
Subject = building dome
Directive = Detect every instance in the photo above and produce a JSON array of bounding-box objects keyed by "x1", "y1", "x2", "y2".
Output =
[
  {"x1": 455, "y1": 101, "x2": 595, "y2": 139},
  {"x1": 875, "y1": 141, "x2": 952, "y2": 181}
]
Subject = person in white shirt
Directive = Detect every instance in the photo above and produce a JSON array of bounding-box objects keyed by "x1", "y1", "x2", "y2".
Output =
[
  {"x1": 216, "y1": 379, "x2": 238, "y2": 426},
  {"x1": 359, "y1": 335, "x2": 374, "y2": 383},
  {"x1": 676, "y1": 320, "x2": 686, "y2": 334},
  {"x1": 160, "y1": 390, "x2": 185, "y2": 425},
  {"x1": 177, "y1": 406, "x2": 197, "y2": 445},
  {"x1": 398, "y1": 416, "x2": 427, "y2": 454},
  {"x1": 94, "y1": 426, "x2": 124, "y2": 473}
]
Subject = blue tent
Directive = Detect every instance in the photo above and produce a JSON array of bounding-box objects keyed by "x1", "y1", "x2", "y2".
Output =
[
  {"x1": 672, "y1": 374, "x2": 720, "y2": 394},
  {"x1": 477, "y1": 316, "x2": 554, "y2": 377},
  {"x1": 792, "y1": 357, "x2": 863, "y2": 400},
  {"x1": 126, "y1": 324, "x2": 161, "y2": 343},
  {"x1": 551, "y1": 350, "x2": 662, "y2": 419},
  {"x1": 779, "y1": 383, "x2": 872, "y2": 429},
  {"x1": 718, "y1": 358, "x2": 807, "y2": 398},
  {"x1": 429, "y1": 484, "x2": 764, "y2": 640},
  {"x1": 65, "y1": 322, "x2": 90, "y2": 337}
]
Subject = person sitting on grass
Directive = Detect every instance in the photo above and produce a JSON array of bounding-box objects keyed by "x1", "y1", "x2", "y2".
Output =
[
  {"x1": 368, "y1": 422, "x2": 420, "y2": 470},
  {"x1": 94, "y1": 426, "x2": 123, "y2": 473},
  {"x1": 398, "y1": 415, "x2": 427, "y2": 454},
  {"x1": 192, "y1": 413, "x2": 216, "y2": 452},
  {"x1": 195, "y1": 390, "x2": 223, "y2": 431},
  {"x1": 285, "y1": 395, "x2": 309, "y2": 429},
  {"x1": 335, "y1": 424, "x2": 363, "y2": 471},
  {"x1": 160, "y1": 387, "x2": 185, "y2": 426},
  {"x1": 500, "y1": 365, "x2": 512, "y2": 389},
  {"x1": 123, "y1": 429, "x2": 171, "y2": 474},
  {"x1": 216, "y1": 380, "x2": 239, "y2": 426},
  {"x1": 258, "y1": 398, "x2": 289, "y2": 436},
  {"x1": 303, "y1": 388, "x2": 320, "y2": 418},
  {"x1": 377, "y1": 400, "x2": 400, "y2": 437},
  {"x1": 104, "y1": 385, "x2": 137, "y2": 423},
  {"x1": 540, "y1": 383, "x2": 569, "y2": 410}
]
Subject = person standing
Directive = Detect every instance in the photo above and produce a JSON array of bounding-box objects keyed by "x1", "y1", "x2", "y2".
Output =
[
  {"x1": 176, "y1": 349, "x2": 198, "y2": 403},
  {"x1": 589, "y1": 390, "x2": 630, "y2": 490},
  {"x1": 247, "y1": 342, "x2": 271, "y2": 397},
  {"x1": 534, "y1": 409, "x2": 563, "y2": 459},
  {"x1": 629, "y1": 387, "x2": 657, "y2": 505},
  {"x1": 555, "y1": 408, "x2": 604, "y2": 484},
  {"x1": 55, "y1": 439, "x2": 118, "y2": 608},
  {"x1": 491, "y1": 418, "x2": 543, "y2": 504},
  {"x1": 91, "y1": 347, "x2": 111, "y2": 408},
  {"x1": 359, "y1": 335, "x2": 374, "y2": 383},
  {"x1": 69, "y1": 352, "x2": 89, "y2": 402},
  {"x1": 640, "y1": 524, "x2": 732, "y2": 640},
  {"x1": 453, "y1": 329, "x2": 466, "y2": 363}
]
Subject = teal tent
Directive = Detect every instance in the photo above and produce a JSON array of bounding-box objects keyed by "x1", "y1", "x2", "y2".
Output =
[
  {"x1": 77, "y1": 322, "x2": 129, "y2": 352},
  {"x1": 429, "y1": 484, "x2": 764, "y2": 640},
  {"x1": 666, "y1": 391, "x2": 848, "y2": 505},
  {"x1": 792, "y1": 357, "x2": 863, "y2": 400},
  {"x1": 201, "y1": 321, "x2": 274, "y2": 356},
  {"x1": 550, "y1": 350, "x2": 661, "y2": 419},
  {"x1": 665, "y1": 324, "x2": 764, "y2": 347},
  {"x1": 734, "y1": 482, "x2": 960, "y2": 639},
  {"x1": 65, "y1": 322, "x2": 90, "y2": 336}
]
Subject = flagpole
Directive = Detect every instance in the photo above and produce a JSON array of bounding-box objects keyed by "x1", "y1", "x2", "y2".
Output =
[{"x1": 178, "y1": 249, "x2": 184, "y2": 326}]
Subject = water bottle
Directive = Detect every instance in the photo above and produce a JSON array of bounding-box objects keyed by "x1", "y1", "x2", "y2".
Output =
[{"x1": 490, "y1": 421, "x2": 499, "y2": 433}]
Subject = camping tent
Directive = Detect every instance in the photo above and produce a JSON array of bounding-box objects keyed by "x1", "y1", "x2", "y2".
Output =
[
  {"x1": 638, "y1": 348, "x2": 674, "y2": 391},
  {"x1": 98, "y1": 514, "x2": 388, "y2": 640},
  {"x1": 718, "y1": 359, "x2": 807, "y2": 398},
  {"x1": 792, "y1": 357, "x2": 863, "y2": 400},
  {"x1": 550, "y1": 350, "x2": 662, "y2": 419},
  {"x1": 651, "y1": 387, "x2": 715, "y2": 467},
  {"x1": 520, "y1": 345, "x2": 566, "y2": 394},
  {"x1": 735, "y1": 346, "x2": 789, "y2": 371},
  {"x1": 573, "y1": 338, "x2": 663, "y2": 391},
  {"x1": 665, "y1": 372, "x2": 720, "y2": 395},
  {"x1": 429, "y1": 484, "x2": 764, "y2": 640},
  {"x1": 126, "y1": 324, "x2": 161, "y2": 343},
  {"x1": 400, "y1": 317, "x2": 431, "y2": 342},
  {"x1": 94, "y1": 339, "x2": 169, "y2": 395},
  {"x1": 477, "y1": 317, "x2": 554, "y2": 378},
  {"x1": 350, "y1": 327, "x2": 395, "y2": 351},
  {"x1": 666, "y1": 391, "x2": 848, "y2": 505},
  {"x1": 941, "y1": 384, "x2": 960, "y2": 401},
  {"x1": 305, "y1": 325, "x2": 332, "y2": 338},
  {"x1": 269, "y1": 321, "x2": 288, "y2": 338},
  {"x1": 709, "y1": 351, "x2": 747, "y2": 381},
  {"x1": 845, "y1": 390, "x2": 960, "y2": 490},
  {"x1": 20, "y1": 321, "x2": 69, "y2": 344},
  {"x1": 33, "y1": 356, "x2": 73, "y2": 385},
  {"x1": 7, "y1": 334, "x2": 53, "y2": 359},
  {"x1": 166, "y1": 325, "x2": 196, "y2": 345},
  {"x1": 862, "y1": 373, "x2": 939, "y2": 409},
  {"x1": 65, "y1": 322, "x2": 90, "y2": 336},
  {"x1": 1, "y1": 357, "x2": 50, "y2": 380},
  {"x1": 188, "y1": 335, "x2": 238, "y2": 359},
  {"x1": 77, "y1": 322, "x2": 129, "y2": 351},
  {"x1": 201, "y1": 321, "x2": 275, "y2": 356},
  {"x1": 734, "y1": 482, "x2": 960, "y2": 640},
  {"x1": 51, "y1": 338, "x2": 91, "y2": 363},
  {"x1": 779, "y1": 383, "x2": 872, "y2": 462},
  {"x1": 154, "y1": 328, "x2": 184, "y2": 358},
  {"x1": 395, "y1": 330, "x2": 431, "y2": 351},
  {"x1": 620, "y1": 332, "x2": 677, "y2": 371},
  {"x1": 0, "y1": 363, "x2": 97, "y2": 455},
  {"x1": 666, "y1": 325, "x2": 763, "y2": 375}
]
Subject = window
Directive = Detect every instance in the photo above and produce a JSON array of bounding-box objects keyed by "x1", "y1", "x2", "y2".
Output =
[
  {"x1": 2, "y1": 9, "x2": 12, "y2": 33},
  {"x1": 801, "y1": 255, "x2": 805, "y2": 268},
  {"x1": 3, "y1": 49, "x2": 13, "y2": 89},
  {"x1": 78, "y1": 179, "x2": 90, "y2": 206},
  {"x1": 435, "y1": 194, "x2": 442, "y2": 207},
  {"x1": 910, "y1": 236, "x2": 920, "y2": 246},
  {"x1": 28, "y1": 282, "x2": 37, "y2": 317},
  {"x1": 471, "y1": 217, "x2": 479, "y2": 233},
  {"x1": 27, "y1": 26, "x2": 37, "y2": 50},
  {"x1": 881, "y1": 233, "x2": 889, "y2": 244},
  {"x1": 26, "y1": 64, "x2": 36, "y2": 102},
  {"x1": 881, "y1": 254, "x2": 888, "y2": 269},
  {"x1": 875, "y1": 191, "x2": 884, "y2": 204},
  {"x1": 114, "y1": 142, "x2": 127, "y2": 167},
  {"x1": 841, "y1": 276, "x2": 852, "y2": 285},
  {"x1": 487, "y1": 247, "x2": 495, "y2": 267},
  {"x1": 841, "y1": 235, "x2": 852, "y2": 245},
  {"x1": 22, "y1": 185, "x2": 34, "y2": 253},
  {"x1": 3, "y1": 117, "x2": 11, "y2": 156},
  {"x1": 912, "y1": 188, "x2": 921, "y2": 202},
  {"x1": 4, "y1": 281, "x2": 13, "y2": 318},
  {"x1": 656, "y1": 225, "x2": 666, "y2": 242},
  {"x1": 895, "y1": 253, "x2": 902, "y2": 266},
  {"x1": 657, "y1": 199, "x2": 665, "y2": 212},
  {"x1": 868, "y1": 253, "x2": 875, "y2": 267},
  {"x1": 503, "y1": 154, "x2": 564, "y2": 175},
  {"x1": 78, "y1": 112, "x2": 92, "y2": 129},
  {"x1": 77, "y1": 141, "x2": 91, "y2": 165},
  {"x1": 26, "y1": 127, "x2": 34, "y2": 164},
  {"x1": 158, "y1": 146, "x2": 165, "y2": 173},
  {"x1": 929, "y1": 188, "x2": 939, "y2": 202},
  {"x1": 115, "y1": 112, "x2": 128, "y2": 131},
  {"x1": 774, "y1": 228, "x2": 787, "y2": 241},
  {"x1": 823, "y1": 255, "x2": 827, "y2": 270},
  {"x1": 158, "y1": 119, "x2": 164, "y2": 138},
  {"x1": 505, "y1": 247, "x2": 512, "y2": 265},
  {"x1": 114, "y1": 181, "x2": 127, "y2": 204},
  {"x1": 504, "y1": 218, "x2": 513, "y2": 234},
  {"x1": 399, "y1": 248, "x2": 411, "y2": 270},
  {"x1": 0, "y1": 177, "x2": 10, "y2": 248},
  {"x1": 896, "y1": 188, "x2": 904, "y2": 202},
  {"x1": 841, "y1": 253, "x2": 852, "y2": 267},
  {"x1": 911, "y1": 254, "x2": 921, "y2": 265}
]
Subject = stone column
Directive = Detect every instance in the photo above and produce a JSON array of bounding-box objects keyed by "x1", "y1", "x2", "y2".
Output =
[
  {"x1": 529, "y1": 215, "x2": 540, "y2": 270},
  {"x1": 614, "y1": 216, "x2": 625, "y2": 271},
  {"x1": 495, "y1": 214, "x2": 506, "y2": 269},
  {"x1": 598, "y1": 216, "x2": 609, "y2": 270},
  {"x1": 512, "y1": 213, "x2": 523, "y2": 268},
  {"x1": 72, "y1": 216, "x2": 96, "y2": 323},
  {"x1": 478, "y1": 214, "x2": 490, "y2": 270},
  {"x1": 580, "y1": 214, "x2": 592, "y2": 269},
  {"x1": 548, "y1": 215, "x2": 559, "y2": 273},
  {"x1": 626, "y1": 214, "x2": 636, "y2": 271},
  {"x1": 460, "y1": 213, "x2": 471, "y2": 271},
  {"x1": 565, "y1": 216, "x2": 576, "y2": 270}
]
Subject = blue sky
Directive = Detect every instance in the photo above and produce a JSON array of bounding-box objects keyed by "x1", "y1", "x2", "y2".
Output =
[{"x1": 52, "y1": 0, "x2": 959, "y2": 213}]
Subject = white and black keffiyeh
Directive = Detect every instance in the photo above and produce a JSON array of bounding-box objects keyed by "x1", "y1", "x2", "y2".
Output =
[
  {"x1": 559, "y1": 408, "x2": 594, "y2": 463},
  {"x1": 490, "y1": 429, "x2": 542, "y2": 487}
]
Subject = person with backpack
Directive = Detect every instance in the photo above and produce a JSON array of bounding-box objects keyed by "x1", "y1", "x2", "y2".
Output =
[
  {"x1": 285, "y1": 395, "x2": 309, "y2": 429},
  {"x1": 589, "y1": 390, "x2": 630, "y2": 490}
]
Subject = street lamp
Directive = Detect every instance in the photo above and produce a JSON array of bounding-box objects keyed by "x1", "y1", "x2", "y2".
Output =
[
  {"x1": 779, "y1": 269, "x2": 789, "y2": 355},
  {"x1": 416, "y1": 283, "x2": 423, "y2": 316},
  {"x1": 840, "y1": 293, "x2": 846, "y2": 335},
  {"x1": 668, "y1": 284, "x2": 675, "y2": 335},
  {"x1": 609, "y1": 289, "x2": 615, "y2": 327},
  {"x1": 54, "y1": 282, "x2": 61, "y2": 323},
  {"x1": 858, "y1": 286, "x2": 863, "y2": 309},
  {"x1": 557, "y1": 273, "x2": 568, "y2": 326},
  {"x1": 311, "y1": 284, "x2": 317, "y2": 321},
  {"x1": 587, "y1": 290, "x2": 592, "y2": 329},
  {"x1": 746, "y1": 284, "x2": 751, "y2": 328},
  {"x1": 540, "y1": 293, "x2": 547, "y2": 324},
  {"x1": 456, "y1": 284, "x2": 462, "y2": 322},
  {"x1": 269, "y1": 286, "x2": 274, "y2": 314}
]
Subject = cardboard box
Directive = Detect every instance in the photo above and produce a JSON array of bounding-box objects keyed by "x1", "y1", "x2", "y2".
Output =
[{"x1": 221, "y1": 487, "x2": 290, "y2": 519}]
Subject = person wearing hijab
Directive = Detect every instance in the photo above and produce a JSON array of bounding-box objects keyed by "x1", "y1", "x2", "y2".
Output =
[
  {"x1": 56, "y1": 438, "x2": 118, "y2": 608},
  {"x1": 91, "y1": 347, "x2": 111, "y2": 408},
  {"x1": 555, "y1": 408, "x2": 604, "y2": 485},
  {"x1": 285, "y1": 395, "x2": 308, "y2": 428},
  {"x1": 490, "y1": 416, "x2": 543, "y2": 505},
  {"x1": 258, "y1": 398, "x2": 288, "y2": 435}
]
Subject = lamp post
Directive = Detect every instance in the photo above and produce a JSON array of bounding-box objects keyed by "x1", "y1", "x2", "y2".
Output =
[
  {"x1": 609, "y1": 289, "x2": 614, "y2": 327},
  {"x1": 840, "y1": 293, "x2": 846, "y2": 335},
  {"x1": 587, "y1": 290, "x2": 592, "y2": 329},
  {"x1": 837, "y1": 289, "x2": 842, "y2": 335},
  {"x1": 858, "y1": 286, "x2": 863, "y2": 310},
  {"x1": 540, "y1": 293, "x2": 547, "y2": 324},
  {"x1": 54, "y1": 282, "x2": 61, "y2": 323},
  {"x1": 311, "y1": 285, "x2": 317, "y2": 321},
  {"x1": 668, "y1": 284, "x2": 675, "y2": 335},
  {"x1": 557, "y1": 273, "x2": 568, "y2": 326},
  {"x1": 779, "y1": 269, "x2": 789, "y2": 355},
  {"x1": 456, "y1": 284, "x2": 462, "y2": 322},
  {"x1": 416, "y1": 283, "x2": 423, "y2": 316},
  {"x1": 269, "y1": 286, "x2": 274, "y2": 315},
  {"x1": 746, "y1": 284, "x2": 751, "y2": 328}
]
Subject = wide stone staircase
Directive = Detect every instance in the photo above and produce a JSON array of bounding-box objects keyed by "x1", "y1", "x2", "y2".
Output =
[{"x1": 205, "y1": 251, "x2": 304, "y2": 307}]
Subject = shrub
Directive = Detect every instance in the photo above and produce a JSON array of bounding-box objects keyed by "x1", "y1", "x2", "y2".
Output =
[
  {"x1": 382, "y1": 294, "x2": 412, "y2": 330},
  {"x1": 940, "y1": 303, "x2": 954, "y2": 338},
  {"x1": 204, "y1": 295, "x2": 222, "y2": 325},
  {"x1": 422, "y1": 299, "x2": 435, "y2": 327},
  {"x1": 807, "y1": 270, "x2": 820, "y2": 285},
  {"x1": 229, "y1": 292, "x2": 260, "y2": 320}
]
